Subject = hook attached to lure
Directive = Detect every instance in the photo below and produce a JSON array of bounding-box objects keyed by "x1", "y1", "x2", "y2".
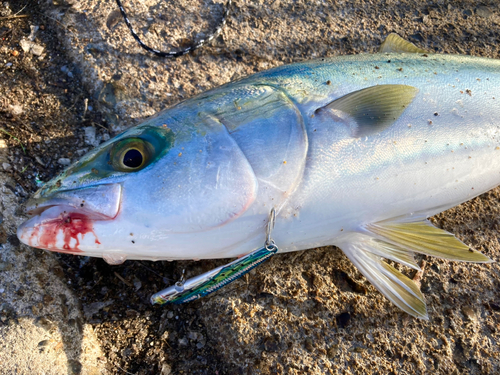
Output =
[{"x1": 151, "y1": 208, "x2": 278, "y2": 305}]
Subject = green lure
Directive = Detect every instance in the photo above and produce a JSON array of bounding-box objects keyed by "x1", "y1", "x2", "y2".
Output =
[{"x1": 151, "y1": 244, "x2": 278, "y2": 305}]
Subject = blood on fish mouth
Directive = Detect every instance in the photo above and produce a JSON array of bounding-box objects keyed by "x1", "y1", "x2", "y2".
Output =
[
  {"x1": 22, "y1": 208, "x2": 102, "y2": 253},
  {"x1": 19, "y1": 184, "x2": 122, "y2": 253}
]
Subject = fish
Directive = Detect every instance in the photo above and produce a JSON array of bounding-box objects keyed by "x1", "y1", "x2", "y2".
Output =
[{"x1": 17, "y1": 34, "x2": 498, "y2": 318}]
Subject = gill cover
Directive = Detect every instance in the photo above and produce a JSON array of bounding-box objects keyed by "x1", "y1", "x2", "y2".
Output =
[{"x1": 128, "y1": 114, "x2": 259, "y2": 233}]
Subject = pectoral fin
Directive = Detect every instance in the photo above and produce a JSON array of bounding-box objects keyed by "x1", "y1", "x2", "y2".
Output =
[
  {"x1": 365, "y1": 220, "x2": 492, "y2": 263},
  {"x1": 338, "y1": 234, "x2": 428, "y2": 319},
  {"x1": 379, "y1": 33, "x2": 428, "y2": 53},
  {"x1": 316, "y1": 85, "x2": 418, "y2": 138}
]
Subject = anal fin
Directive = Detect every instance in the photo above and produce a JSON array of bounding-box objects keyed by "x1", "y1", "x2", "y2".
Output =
[
  {"x1": 338, "y1": 234, "x2": 428, "y2": 319},
  {"x1": 336, "y1": 219, "x2": 491, "y2": 319}
]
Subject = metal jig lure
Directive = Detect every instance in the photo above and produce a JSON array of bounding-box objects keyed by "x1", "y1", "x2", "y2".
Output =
[{"x1": 151, "y1": 208, "x2": 278, "y2": 304}]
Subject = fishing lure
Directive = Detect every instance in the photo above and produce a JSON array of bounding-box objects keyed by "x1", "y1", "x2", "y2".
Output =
[{"x1": 152, "y1": 209, "x2": 278, "y2": 304}]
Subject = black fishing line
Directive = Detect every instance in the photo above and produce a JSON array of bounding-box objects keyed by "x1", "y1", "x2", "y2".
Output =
[{"x1": 115, "y1": 0, "x2": 232, "y2": 58}]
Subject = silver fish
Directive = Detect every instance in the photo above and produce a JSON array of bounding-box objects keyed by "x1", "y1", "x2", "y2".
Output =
[{"x1": 18, "y1": 34, "x2": 497, "y2": 318}]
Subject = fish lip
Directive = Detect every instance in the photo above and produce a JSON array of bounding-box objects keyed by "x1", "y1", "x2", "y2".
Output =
[{"x1": 25, "y1": 183, "x2": 122, "y2": 220}]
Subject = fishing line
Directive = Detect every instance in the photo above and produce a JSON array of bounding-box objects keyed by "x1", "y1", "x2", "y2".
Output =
[{"x1": 115, "y1": 0, "x2": 232, "y2": 58}]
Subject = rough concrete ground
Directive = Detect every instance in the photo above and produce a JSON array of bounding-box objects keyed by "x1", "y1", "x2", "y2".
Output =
[{"x1": 1, "y1": 0, "x2": 500, "y2": 374}]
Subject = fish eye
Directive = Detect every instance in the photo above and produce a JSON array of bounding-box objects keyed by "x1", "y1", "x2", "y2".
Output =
[
  {"x1": 123, "y1": 148, "x2": 144, "y2": 168},
  {"x1": 110, "y1": 138, "x2": 153, "y2": 172}
]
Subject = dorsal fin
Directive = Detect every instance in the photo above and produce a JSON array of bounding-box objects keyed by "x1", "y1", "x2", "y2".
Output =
[
  {"x1": 379, "y1": 33, "x2": 427, "y2": 53},
  {"x1": 316, "y1": 84, "x2": 418, "y2": 138}
]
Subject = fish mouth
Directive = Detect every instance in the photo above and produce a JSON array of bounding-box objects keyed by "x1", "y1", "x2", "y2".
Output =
[
  {"x1": 25, "y1": 183, "x2": 122, "y2": 220},
  {"x1": 18, "y1": 184, "x2": 121, "y2": 252}
]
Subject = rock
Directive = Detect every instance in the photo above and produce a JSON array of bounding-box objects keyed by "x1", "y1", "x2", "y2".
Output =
[
  {"x1": 30, "y1": 44, "x2": 44, "y2": 57},
  {"x1": 476, "y1": 6, "x2": 493, "y2": 18},
  {"x1": 83, "y1": 127, "x2": 98, "y2": 147},
  {"x1": 2, "y1": 163, "x2": 11, "y2": 171},
  {"x1": 28, "y1": 25, "x2": 39, "y2": 41},
  {"x1": 57, "y1": 158, "x2": 71, "y2": 165},
  {"x1": 8, "y1": 105, "x2": 23, "y2": 115},
  {"x1": 462, "y1": 306, "x2": 476, "y2": 321},
  {"x1": 19, "y1": 39, "x2": 44, "y2": 56},
  {"x1": 160, "y1": 363, "x2": 172, "y2": 375}
]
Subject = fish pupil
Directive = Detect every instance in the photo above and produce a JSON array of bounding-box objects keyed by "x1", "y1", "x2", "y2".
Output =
[{"x1": 123, "y1": 149, "x2": 143, "y2": 168}]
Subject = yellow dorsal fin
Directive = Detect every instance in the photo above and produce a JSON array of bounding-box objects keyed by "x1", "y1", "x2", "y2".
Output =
[{"x1": 379, "y1": 33, "x2": 428, "y2": 54}]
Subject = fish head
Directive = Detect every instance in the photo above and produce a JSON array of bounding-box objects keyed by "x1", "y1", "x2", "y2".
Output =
[{"x1": 17, "y1": 112, "x2": 258, "y2": 262}]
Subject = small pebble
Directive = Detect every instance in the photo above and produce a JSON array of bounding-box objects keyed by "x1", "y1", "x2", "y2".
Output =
[
  {"x1": 35, "y1": 156, "x2": 45, "y2": 166},
  {"x1": 2, "y1": 162, "x2": 11, "y2": 171},
  {"x1": 196, "y1": 341, "x2": 205, "y2": 349},
  {"x1": 476, "y1": 6, "x2": 493, "y2": 18},
  {"x1": 462, "y1": 306, "x2": 476, "y2": 321},
  {"x1": 9, "y1": 104, "x2": 23, "y2": 115},
  {"x1": 31, "y1": 44, "x2": 44, "y2": 57},
  {"x1": 161, "y1": 363, "x2": 172, "y2": 375},
  {"x1": 133, "y1": 279, "x2": 142, "y2": 291},
  {"x1": 67, "y1": 359, "x2": 82, "y2": 375},
  {"x1": 58, "y1": 158, "x2": 71, "y2": 165},
  {"x1": 83, "y1": 126, "x2": 98, "y2": 146}
]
